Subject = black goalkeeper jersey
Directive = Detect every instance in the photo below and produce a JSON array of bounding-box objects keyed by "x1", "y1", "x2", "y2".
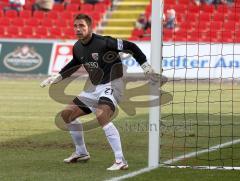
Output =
[{"x1": 59, "y1": 33, "x2": 147, "y2": 85}]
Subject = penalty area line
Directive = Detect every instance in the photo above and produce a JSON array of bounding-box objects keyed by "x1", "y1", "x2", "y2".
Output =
[{"x1": 106, "y1": 139, "x2": 240, "y2": 181}]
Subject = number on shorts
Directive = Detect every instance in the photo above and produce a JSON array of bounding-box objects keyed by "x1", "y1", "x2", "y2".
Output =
[{"x1": 105, "y1": 88, "x2": 113, "y2": 95}]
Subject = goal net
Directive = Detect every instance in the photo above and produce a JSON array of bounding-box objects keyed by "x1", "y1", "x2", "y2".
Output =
[{"x1": 156, "y1": 0, "x2": 240, "y2": 170}]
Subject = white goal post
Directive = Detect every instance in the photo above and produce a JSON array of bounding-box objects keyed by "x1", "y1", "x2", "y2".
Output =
[{"x1": 148, "y1": 0, "x2": 164, "y2": 168}]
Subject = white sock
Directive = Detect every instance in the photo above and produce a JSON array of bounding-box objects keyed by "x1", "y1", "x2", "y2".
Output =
[
  {"x1": 67, "y1": 118, "x2": 88, "y2": 155},
  {"x1": 103, "y1": 122, "x2": 124, "y2": 162}
]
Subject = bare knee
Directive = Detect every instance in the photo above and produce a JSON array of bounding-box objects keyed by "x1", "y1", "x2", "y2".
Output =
[
  {"x1": 61, "y1": 109, "x2": 73, "y2": 124},
  {"x1": 96, "y1": 105, "x2": 113, "y2": 127}
]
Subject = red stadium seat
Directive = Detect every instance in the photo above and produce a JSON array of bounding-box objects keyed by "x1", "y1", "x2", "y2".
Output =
[
  {"x1": 227, "y1": 13, "x2": 240, "y2": 22},
  {"x1": 91, "y1": 12, "x2": 101, "y2": 21},
  {"x1": 66, "y1": 4, "x2": 79, "y2": 11},
  {"x1": 212, "y1": 13, "x2": 225, "y2": 22},
  {"x1": 46, "y1": 11, "x2": 58, "y2": 20},
  {"x1": 145, "y1": 4, "x2": 151, "y2": 13},
  {"x1": 200, "y1": 32, "x2": 211, "y2": 42},
  {"x1": 19, "y1": 10, "x2": 32, "y2": 19},
  {"x1": 164, "y1": 4, "x2": 175, "y2": 12},
  {"x1": 11, "y1": 17, "x2": 25, "y2": 27},
  {"x1": 217, "y1": 4, "x2": 228, "y2": 13},
  {"x1": 180, "y1": 22, "x2": 195, "y2": 31},
  {"x1": 223, "y1": 21, "x2": 236, "y2": 31},
  {"x1": 33, "y1": 11, "x2": 46, "y2": 19},
  {"x1": 5, "y1": 10, "x2": 18, "y2": 18},
  {"x1": 187, "y1": 31, "x2": 200, "y2": 41},
  {"x1": 23, "y1": 3, "x2": 33, "y2": 10},
  {"x1": 236, "y1": 22, "x2": 240, "y2": 31},
  {"x1": 81, "y1": 4, "x2": 94, "y2": 11},
  {"x1": 210, "y1": 22, "x2": 223, "y2": 31},
  {"x1": 73, "y1": 11, "x2": 86, "y2": 17},
  {"x1": 71, "y1": 0, "x2": 83, "y2": 4},
  {"x1": 185, "y1": 14, "x2": 197, "y2": 22},
  {"x1": 235, "y1": 31, "x2": 240, "y2": 39},
  {"x1": 145, "y1": 28, "x2": 151, "y2": 35},
  {"x1": 77, "y1": 10, "x2": 89, "y2": 15},
  {"x1": 174, "y1": 5, "x2": 186, "y2": 13},
  {"x1": 7, "y1": 26, "x2": 20, "y2": 37},
  {"x1": 102, "y1": 0, "x2": 111, "y2": 6},
  {"x1": 234, "y1": 36, "x2": 240, "y2": 43},
  {"x1": 55, "y1": 19, "x2": 68, "y2": 28},
  {"x1": 163, "y1": 35, "x2": 174, "y2": 42},
  {"x1": 0, "y1": 11, "x2": 4, "y2": 18},
  {"x1": 197, "y1": 21, "x2": 209, "y2": 31},
  {"x1": 188, "y1": 5, "x2": 200, "y2": 13},
  {"x1": 21, "y1": 26, "x2": 34, "y2": 38},
  {"x1": 0, "y1": 17, "x2": 10, "y2": 26},
  {"x1": 61, "y1": 11, "x2": 73, "y2": 20},
  {"x1": 26, "y1": 18, "x2": 39, "y2": 27},
  {"x1": 141, "y1": 36, "x2": 151, "y2": 41},
  {"x1": 210, "y1": 31, "x2": 219, "y2": 42},
  {"x1": 227, "y1": 6, "x2": 238, "y2": 14},
  {"x1": 131, "y1": 29, "x2": 144, "y2": 37},
  {"x1": 53, "y1": 4, "x2": 65, "y2": 12},
  {"x1": 49, "y1": 27, "x2": 63, "y2": 38},
  {"x1": 94, "y1": 3, "x2": 107, "y2": 13},
  {"x1": 0, "y1": 26, "x2": 6, "y2": 37},
  {"x1": 165, "y1": 0, "x2": 176, "y2": 5},
  {"x1": 199, "y1": 13, "x2": 211, "y2": 22},
  {"x1": 174, "y1": 30, "x2": 187, "y2": 41},
  {"x1": 178, "y1": 0, "x2": 189, "y2": 4},
  {"x1": 41, "y1": 19, "x2": 53, "y2": 28},
  {"x1": 35, "y1": 27, "x2": 48, "y2": 38},
  {"x1": 63, "y1": 27, "x2": 75, "y2": 39},
  {"x1": 202, "y1": 4, "x2": 214, "y2": 13},
  {"x1": 163, "y1": 29, "x2": 174, "y2": 38},
  {"x1": 218, "y1": 31, "x2": 234, "y2": 42}
]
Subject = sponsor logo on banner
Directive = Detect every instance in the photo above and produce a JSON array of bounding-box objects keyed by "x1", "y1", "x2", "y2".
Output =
[
  {"x1": 122, "y1": 42, "x2": 240, "y2": 78},
  {"x1": 3, "y1": 45, "x2": 42, "y2": 72},
  {"x1": 51, "y1": 45, "x2": 73, "y2": 73}
]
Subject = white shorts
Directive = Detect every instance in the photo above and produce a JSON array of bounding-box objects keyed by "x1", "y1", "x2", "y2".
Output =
[{"x1": 74, "y1": 78, "x2": 124, "y2": 114}]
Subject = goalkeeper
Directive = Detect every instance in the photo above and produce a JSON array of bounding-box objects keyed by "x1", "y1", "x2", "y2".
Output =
[{"x1": 40, "y1": 14, "x2": 158, "y2": 171}]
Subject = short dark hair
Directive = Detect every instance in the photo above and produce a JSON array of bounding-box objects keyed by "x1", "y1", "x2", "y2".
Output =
[{"x1": 74, "y1": 14, "x2": 92, "y2": 27}]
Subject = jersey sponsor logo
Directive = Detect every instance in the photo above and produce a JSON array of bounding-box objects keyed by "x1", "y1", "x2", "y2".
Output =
[
  {"x1": 117, "y1": 39, "x2": 123, "y2": 50},
  {"x1": 85, "y1": 62, "x2": 98, "y2": 69},
  {"x1": 3, "y1": 45, "x2": 43, "y2": 72},
  {"x1": 91, "y1": 53, "x2": 99, "y2": 61}
]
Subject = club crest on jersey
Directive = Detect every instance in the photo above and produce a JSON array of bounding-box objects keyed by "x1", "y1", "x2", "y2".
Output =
[{"x1": 91, "y1": 53, "x2": 99, "y2": 61}]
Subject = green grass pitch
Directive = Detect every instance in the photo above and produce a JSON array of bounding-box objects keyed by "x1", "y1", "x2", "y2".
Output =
[{"x1": 0, "y1": 78, "x2": 239, "y2": 181}]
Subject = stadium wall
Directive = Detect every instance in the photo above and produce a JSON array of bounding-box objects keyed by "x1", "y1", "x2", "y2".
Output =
[{"x1": 0, "y1": 39, "x2": 239, "y2": 79}]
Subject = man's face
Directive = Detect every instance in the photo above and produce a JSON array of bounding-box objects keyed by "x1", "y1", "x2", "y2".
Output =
[{"x1": 74, "y1": 19, "x2": 92, "y2": 40}]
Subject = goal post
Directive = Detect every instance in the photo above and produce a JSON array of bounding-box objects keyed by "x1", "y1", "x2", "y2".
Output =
[{"x1": 148, "y1": 0, "x2": 164, "y2": 168}]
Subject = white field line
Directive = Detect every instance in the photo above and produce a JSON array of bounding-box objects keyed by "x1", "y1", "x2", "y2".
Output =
[
  {"x1": 161, "y1": 165, "x2": 240, "y2": 170},
  {"x1": 163, "y1": 138, "x2": 240, "y2": 165},
  {"x1": 106, "y1": 139, "x2": 240, "y2": 181}
]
